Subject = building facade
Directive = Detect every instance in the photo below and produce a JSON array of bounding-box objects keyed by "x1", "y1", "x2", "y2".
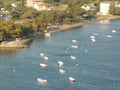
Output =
[
  {"x1": 26, "y1": 0, "x2": 33, "y2": 7},
  {"x1": 26, "y1": 0, "x2": 52, "y2": 11},
  {"x1": 100, "y1": 1, "x2": 113, "y2": 15},
  {"x1": 81, "y1": 3, "x2": 96, "y2": 11}
]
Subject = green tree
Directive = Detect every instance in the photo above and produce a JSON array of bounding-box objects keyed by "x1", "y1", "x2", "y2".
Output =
[
  {"x1": 109, "y1": 5, "x2": 115, "y2": 15},
  {"x1": 21, "y1": 23, "x2": 33, "y2": 36},
  {"x1": 63, "y1": 17, "x2": 71, "y2": 24},
  {"x1": 32, "y1": 17, "x2": 48, "y2": 32},
  {"x1": 0, "y1": 20, "x2": 34, "y2": 41},
  {"x1": 0, "y1": 31, "x2": 4, "y2": 41},
  {"x1": 67, "y1": 7, "x2": 85, "y2": 22},
  {"x1": 115, "y1": 7, "x2": 120, "y2": 15},
  {"x1": 20, "y1": 8, "x2": 38, "y2": 19},
  {"x1": 86, "y1": 10, "x2": 95, "y2": 19}
]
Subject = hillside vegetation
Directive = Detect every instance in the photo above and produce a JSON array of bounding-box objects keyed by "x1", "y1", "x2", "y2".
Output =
[{"x1": 0, "y1": 0, "x2": 119, "y2": 42}]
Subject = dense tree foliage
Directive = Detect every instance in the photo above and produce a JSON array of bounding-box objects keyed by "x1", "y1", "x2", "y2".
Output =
[
  {"x1": 109, "y1": 5, "x2": 120, "y2": 15},
  {"x1": 0, "y1": 20, "x2": 33, "y2": 41}
]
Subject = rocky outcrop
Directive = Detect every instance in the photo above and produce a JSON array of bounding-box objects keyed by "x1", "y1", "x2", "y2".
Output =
[{"x1": 0, "y1": 38, "x2": 33, "y2": 48}]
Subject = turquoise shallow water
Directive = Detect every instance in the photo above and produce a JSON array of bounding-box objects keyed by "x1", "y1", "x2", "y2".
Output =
[{"x1": 0, "y1": 19, "x2": 120, "y2": 90}]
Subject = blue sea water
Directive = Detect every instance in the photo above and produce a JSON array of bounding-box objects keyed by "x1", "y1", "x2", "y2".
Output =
[{"x1": 0, "y1": 19, "x2": 120, "y2": 90}]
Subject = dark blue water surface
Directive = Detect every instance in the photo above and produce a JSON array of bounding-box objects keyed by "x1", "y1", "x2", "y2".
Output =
[{"x1": 0, "y1": 19, "x2": 120, "y2": 90}]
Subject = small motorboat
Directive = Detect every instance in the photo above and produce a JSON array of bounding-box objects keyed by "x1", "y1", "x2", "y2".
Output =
[
  {"x1": 91, "y1": 38, "x2": 96, "y2": 42},
  {"x1": 72, "y1": 40, "x2": 77, "y2": 43},
  {"x1": 40, "y1": 63, "x2": 47, "y2": 68},
  {"x1": 37, "y1": 78, "x2": 47, "y2": 84},
  {"x1": 45, "y1": 33, "x2": 52, "y2": 37},
  {"x1": 71, "y1": 45, "x2": 79, "y2": 48},
  {"x1": 68, "y1": 77, "x2": 75, "y2": 83},
  {"x1": 59, "y1": 69, "x2": 65, "y2": 74},
  {"x1": 58, "y1": 61, "x2": 64, "y2": 66},
  {"x1": 40, "y1": 53, "x2": 44, "y2": 57},
  {"x1": 70, "y1": 55, "x2": 76, "y2": 60},
  {"x1": 44, "y1": 56, "x2": 48, "y2": 60},
  {"x1": 106, "y1": 35, "x2": 112, "y2": 38},
  {"x1": 90, "y1": 35, "x2": 95, "y2": 39},
  {"x1": 112, "y1": 30, "x2": 116, "y2": 33}
]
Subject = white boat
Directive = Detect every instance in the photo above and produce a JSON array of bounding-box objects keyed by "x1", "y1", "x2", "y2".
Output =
[
  {"x1": 37, "y1": 78, "x2": 47, "y2": 84},
  {"x1": 59, "y1": 69, "x2": 65, "y2": 74},
  {"x1": 40, "y1": 63, "x2": 47, "y2": 68},
  {"x1": 112, "y1": 30, "x2": 116, "y2": 33},
  {"x1": 71, "y1": 45, "x2": 79, "y2": 48},
  {"x1": 58, "y1": 61, "x2": 64, "y2": 66},
  {"x1": 70, "y1": 55, "x2": 76, "y2": 60},
  {"x1": 40, "y1": 53, "x2": 44, "y2": 57},
  {"x1": 72, "y1": 40, "x2": 77, "y2": 43},
  {"x1": 44, "y1": 56, "x2": 48, "y2": 60},
  {"x1": 45, "y1": 33, "x2": 52, "y2": 37},
  {"x1": 90, "y1": 35, "x2": 95, "y2": 39},
  {"x1": 91, "y1": 38, "x2": 96, "y2": 42},
  {"x1": 106, "y1": 35, "x2": 112, "y2": 38},
  {"x1": 68, "y1": 77, "x2": 75, "y2": 83}
]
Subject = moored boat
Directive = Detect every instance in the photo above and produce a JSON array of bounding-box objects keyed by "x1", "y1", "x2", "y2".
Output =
[
  {"x1": 72, "y1": 40, "x2": 77, "y2": 43},
  {"x1": 58, "y1": 61, "x2": 64, "y2": 66},
  {"x1": 40, "y1": 63, "x2": 47, "y2": 68},
  {"x1": 70, "y1": 55, "x2": 76, "y2": 60},
  {"x1": 59, "y1": 69, "x2": 65, "y2": 74},
  {"x1": 71, "y1": 45, "x2": 79, "y2": 48},
  {"x1": 68, "y1": 77, "x2": 75, "y2": 83},
  {"x1": 37, "y1": 78, "x2": 47, "y2": 84}
]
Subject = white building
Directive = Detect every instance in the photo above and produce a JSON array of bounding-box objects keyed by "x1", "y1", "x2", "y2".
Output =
[
  {"x1": 81, "y1": 3, "x2": 96, "y2": 11},
  {"x1": 34, "y1": 3, "x2": 53, "y2": 11},
  {"x1": 100, "y1": 1, "x2": 113, "y2": 15},
  {"x1": 26, "y1": 0, "x2": 52, "y2": 11}
]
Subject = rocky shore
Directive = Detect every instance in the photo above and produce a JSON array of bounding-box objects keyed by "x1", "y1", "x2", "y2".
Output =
[{"x1": 0, "y1": 38, "x2": 33, "y2": 48}]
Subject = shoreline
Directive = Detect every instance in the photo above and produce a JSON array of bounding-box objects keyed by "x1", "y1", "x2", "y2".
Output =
[
  {"x1": 0, "y1": 38, "x2": 33, "y2": 48},
  {"x1": 0, "y1": 15, "x2": 120, "y2": 48},
  {"x1": 48, "y1": 20, "x2": 93, "y2": 34},
  {"x1": 48, "y1": 15, "x2": 120, "y2": 34}
]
